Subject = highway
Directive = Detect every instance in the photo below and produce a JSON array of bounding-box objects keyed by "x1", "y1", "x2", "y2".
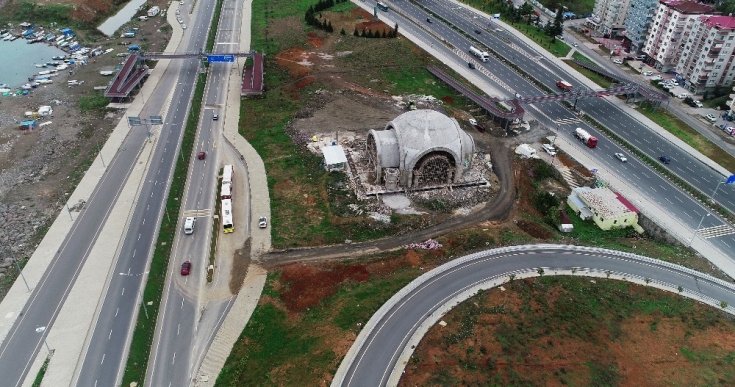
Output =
[
  {"x1": 335, "y1": 245, "x2": 735, "y2": 387},
  {"x1": 145, "y1": 0, "x2": 246, "y2": 384},
  {"x1": 417, "y1": 0, "x2": 735, "y2": 207},
  {"x1": 366, "y1": 1, "x2": 735, "y2": 254},
  {"x1": 0, "y1": 1, "x2": 215, "y2": 386},
  {"x1": 72, "y1": 1, "x2": 219, "y2": 386}
]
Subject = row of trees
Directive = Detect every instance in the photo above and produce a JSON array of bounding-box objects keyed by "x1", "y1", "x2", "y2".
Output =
[
  {"x1": 489, "y1": 0, "x2": 563, "y2": 39},
  {"x1": 304, "y1": 0, "x2": 348, "y2": 32},
  {"x1": 352, "y1": 27, "x2": 397, "y2": 39}
]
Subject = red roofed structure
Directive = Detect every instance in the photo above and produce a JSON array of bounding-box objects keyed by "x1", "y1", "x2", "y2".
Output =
[
  {"x1": 241, "y1": 52, "x2": 264, "y2": 97},
  {"x1": 104, "y1": 54, "x2": 149, "y2": 101}
]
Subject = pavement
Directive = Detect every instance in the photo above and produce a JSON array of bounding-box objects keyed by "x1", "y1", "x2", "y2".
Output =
[{"x1": 0, "y1": 2, "x2": 187, "y2": 386}]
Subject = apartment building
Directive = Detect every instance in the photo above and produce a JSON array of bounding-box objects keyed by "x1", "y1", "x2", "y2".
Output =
[
  {"x1": 591, "y1": 0, "x2": 632, "y2": 36},
  {"x1": 642, "y1": 0, "x2": 715, "y2": 71},
  {"x1": 624, "y1": 0, "x2": 660, "y2": 53},
  {"x1": 676, "y1": 16, "x2": 735, "y2": 94}
]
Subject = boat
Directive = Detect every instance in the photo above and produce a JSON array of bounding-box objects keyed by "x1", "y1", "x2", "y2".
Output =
[
  {"x1": 59, "y1": 41, "x2": 69, "y2": 48},
  {"x1": 3, "y1": 34, "x2": 12, "y2": 41},
  {"x1": 20, "y1": 83, "x2": 32, "y2": 90},
  {"x1": 52, "y1": 55, "x2": 65, "y2": 60},
  {"x1": 37, "y1": 70, "x2": 54, "y2": 75},
  {"x1": 0, "y1": 88, "x2": 11, "y2": 93},
  {"x1": 9, "y1": 35, "x2": 18, "y2": 41},
  {"x1": 35, "y1": 64, "x2": 46, "y2": 68}
]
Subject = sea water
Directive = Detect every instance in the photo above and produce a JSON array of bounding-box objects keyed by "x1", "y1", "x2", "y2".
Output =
[
  {"x1": 0, "y1": 39, "x2": 67, "y2": 88},
  {"x1": 98, "y1": 0, "x2": 148, "y2": 37}
]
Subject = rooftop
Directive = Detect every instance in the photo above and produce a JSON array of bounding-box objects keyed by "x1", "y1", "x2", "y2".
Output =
[
  {"x1": 577, "y1": 187, "x2": 636, "y2": 218},
  {"x1": 702, "y1": 15, "x2": 735, "y2": 30},
  {"x1": 322, "y1": 145, "x2": 347, "y2": 165},
  {"x1": 661, "y1": 0, "x2": 715, "y2": 14}
]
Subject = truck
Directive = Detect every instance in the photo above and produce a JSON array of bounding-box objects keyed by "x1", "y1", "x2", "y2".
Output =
[
  {"x1": 469, "y1": 46, "x2": 489, "y2": 62},
  {"x1": 556, "y1": 80, "x2": 573, "y2": 91},
  {"x1": 574, "y1": 127, "x2": 598, "y2": 148}
]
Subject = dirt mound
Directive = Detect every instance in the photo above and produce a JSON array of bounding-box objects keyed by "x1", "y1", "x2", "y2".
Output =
[
  {"x1": 279, "y1": 263, "x2": 370, "y2": 311},
  {"x1": 516, "y1": 219, "x2": 553, "y2": 239}
]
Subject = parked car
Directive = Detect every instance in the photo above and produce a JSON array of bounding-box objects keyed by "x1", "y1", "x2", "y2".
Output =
[
  {"x1": 659, "y1": 155, "x2": 671, "y2": 164},
  {"x1": 612, "y1": 58, "x2": 624, "y2": 64},
  {"x1": 614, "y1": 152, "x2": 627, "y2": 162},
  {"x1": 642, "y1": 71, "x2": 653, "y2": 76},
  {"x1": 258, "y1": 216, "x2": 268, "y2": 228},
  {"x1": 650, "y1": 75, "x2": 662, "y2": 81},
  {"x1": 676, "y1": 93, "x2": 690, "y2": 99},
  {"x1": 197, "y1": 151, "x2": 206, "y2": 160},
  {"x1": 474, "y1": 29, "x2": 482, "y2": 34},
  {"x1": 180, "y1": 260, "x2": 191, "y2": 276},
  {"x1": 693, "y1": 100, "x2": 704, "y2": 108},
  {"x1": 468, "y1": 62, "x2": 475, "y2": 69},
  {"x1": 706, "y1": 113, "x2": 717, "y2": 122},
  {"x1": 542, "y1": 144, "x2": 557, "y2": 156},
  {"x1": 469, "y1": 118, "x2": 478, "y2": 126}
]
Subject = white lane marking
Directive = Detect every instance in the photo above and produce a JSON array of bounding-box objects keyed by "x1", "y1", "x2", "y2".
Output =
[
  {"x1": 121, "y1": 288, "x2": 125, "y2": 296},
  {"x1": 100, "y1": 353, "x2": 105, "y2": 365},
  {"x1": 115, "y1": 308, "x2": 119, "y2": 317},
  {"x1": 172, "y1": 352, "x2": 176, "y2": 365},
  {"x1": 138, "y1": 233, "x2": 141, "y2": 241},
  {"x1": 108, "y1": 329, "x2": 112, "y2": 340},
  {"x1": 177, "y1": 323, "x2": 180, "y2": 336}
]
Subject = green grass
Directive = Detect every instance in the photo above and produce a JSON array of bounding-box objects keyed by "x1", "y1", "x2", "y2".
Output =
[
  {"x1": 121, "y1": 72, "x2": 207, "y2": 386},
  {"x1": 31, "y1": 356, "x2": 50, "y2": 387},
  {"x1": 509, "y1": 22, "x2": 571, "y2": 57},
  {"x1": 564, "y1": 60, "x2": 613, "y2": 88},
  {"x1": 703, "y1": 94, "x2": 730, "y2": 109},
  {"x1": 79, "y1": 93, "x2": 110, "y2": 112},
  {"x1": 0, "y1": 1, "x2": 76, "y2": 27},
  {"x1": 537, "y1": 0, "x2": 595, "y2": 15},
  {"x1": 215, "y1": 267, "x2": 421, "y2": 386},
  {"x1": 637, "y1": 105, "x2": 735, "y2": 172}
]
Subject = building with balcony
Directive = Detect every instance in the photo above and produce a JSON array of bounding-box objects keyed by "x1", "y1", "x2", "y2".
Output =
[
  {"x1": 642, "y1": 0, "x2": 715, "y2": 71},
  {"x1": 624, "y1": 0, "x2": 660, "y2": 53},
  {"x1": 677, "y1": 16, "x2": 735, "y2": 94},
  {"x1": 591, "y1": 0, "x2": 633, "y2": 37}
]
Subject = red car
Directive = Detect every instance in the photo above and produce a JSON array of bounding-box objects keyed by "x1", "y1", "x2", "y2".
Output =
[
  {"x1": 197, "y1": 151, "x2": 206, "y2": 160},
  {"x1": 180, "y1": 261, "x2": 191, "y2": 276}
]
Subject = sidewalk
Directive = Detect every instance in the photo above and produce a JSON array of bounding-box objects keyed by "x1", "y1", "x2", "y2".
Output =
[
  {"x1": 6, "y1": 3, "x2": 187, "y2": 386},
  {"x1": 194, "y1": 0, "x2": 273, "y2": 384}
]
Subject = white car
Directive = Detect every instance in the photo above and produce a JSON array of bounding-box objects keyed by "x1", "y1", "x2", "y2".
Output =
[
  {"x1": 258, "y1": 216, "x2": 268, "y2": 229},
  {"x1": 468, "y1": 118, "x2": 478, "y2": 126},
  {"x1": 612, "y1": 58, "x2": 624, "y2": 64},
  {"x1": 614, "y1": 152, "x2": 627, "y2": 162},
  {"x1": 182, "y1": 24, "x2": 187, "y2": 29},
  {"x1": 706, "y1": 113, "x2": 717, "y2": 122},
  {"x1": 650, "y1": 75, "x2": 662, "y2": 81},
  {"x1": 541, "y1": 144, "x2": 557, "y2": 156},
  {"x1": 693, "y1": 100, "x2": 704, "y2": 108},
  {"x1": 642, "y1": 71, "x2": 653, "y2": 76},
  {"x1": 676, "y1": 93, "x2": 690, "y2": 99}
]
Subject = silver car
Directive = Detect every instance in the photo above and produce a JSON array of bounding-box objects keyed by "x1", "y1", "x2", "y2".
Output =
[{"x1": 614, "y1": 152, "x2": 627, "y2": 162}]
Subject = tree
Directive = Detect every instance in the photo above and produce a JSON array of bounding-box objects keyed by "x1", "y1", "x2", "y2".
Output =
[
  {"x1": 394, "y1": 22, "x2": 399, "y2": 36},
  {"x1": 354, "y1": 28, "x2": 359, "y2": 36},
  {"x1": 340, "y1": 28, "x2": 346, "y2": 35},
  {"x1": 550, "y1": 8, "x2": 564, "y2": 37},
  {"x1": 381, "y1": 29, "x2": 386, "y2": 38},
  {"x1": 327, "y1": 20, "x2": 333, "y2": 33},
  {"x1": 518, "y1": 2, "x2": 534, "y2": 23}
]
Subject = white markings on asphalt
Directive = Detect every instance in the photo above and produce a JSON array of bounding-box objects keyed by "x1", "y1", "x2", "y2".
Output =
[
  {"x1": 177, "y1": 323, "x2": 180, "y2": 336},
  {"x1": 133, "y1": 250, "x2": 136, "y2": 258},
  {"x1": 172, "y1": 352, "x2": 176, "y2": 365},
  {"x1": 101, "y1": 353, "x2": 105, "y2": 365},
  {"x1": 142, "y1": 218, "x2": 146, "y2": 225},
  {"x1": 138, "y1": 233, "x2": 141, "y2": 241},
  {"x1": 675, "y1": 196, "x2": 684, "y2": 204},
  {"x1": 665, "y1": 197, "x2": 673, "y2": 204},
  {"x1": 121, "y1": 288, "x2": 125, "y2": 296},
  {"x1": 115, "y1": 308, "x2": 119, "y2": 317},
  {"x1": 109, "y1": 329, "x2": 112, "y2": 340},
  {"x1": 181, "y1": 298, "x2": 184, "y2": 309}
]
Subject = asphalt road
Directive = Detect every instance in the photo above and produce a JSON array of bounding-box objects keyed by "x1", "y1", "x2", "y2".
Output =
[
  {"x1": 336, "y1": 245, "x2": 735, "y2": 387},
  {"x1": 0, "y1": 3, "x2": 214, "y2": 386},
  {"x1": 372, "y1": 1, "x2": 735, "y2": 253},
  {"x1": 73, "y1": 1, "x2": 218, "y2": 386},
  {"x1": 146, "y1": 0, "x2": 244, "y2": 384}
]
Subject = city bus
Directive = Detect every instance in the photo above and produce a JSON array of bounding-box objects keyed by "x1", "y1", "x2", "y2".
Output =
[
  {"x1": 222, "y1": 198, "x2": 234, "y2": 233},
  {"x1": 222, "y1": 164, "x2": 233, "y2": 186},
  {"x1": 221, "y1": 182, "x2": 232, "y2": 200}
]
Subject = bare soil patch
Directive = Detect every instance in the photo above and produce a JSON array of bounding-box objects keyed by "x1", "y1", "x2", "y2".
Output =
[{"x1": 401, "y1": 277, "x2": 735, "y2": 386}]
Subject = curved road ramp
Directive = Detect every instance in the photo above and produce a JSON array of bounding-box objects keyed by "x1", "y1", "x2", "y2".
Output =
[{"x1": 332, "y1": 244, "x2": 735, "y2": 387}]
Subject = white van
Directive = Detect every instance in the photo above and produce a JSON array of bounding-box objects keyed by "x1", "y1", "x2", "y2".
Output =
[{"x1": 184, "y1": 216, "x2": 196, "y2": 234}]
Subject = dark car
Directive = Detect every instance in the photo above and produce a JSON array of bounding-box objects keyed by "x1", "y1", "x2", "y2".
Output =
[
  {"x1": 474, "y1": 29, "x2": 482, "y2": 34},
  {"x1": 468, "y1": 62, "x2": 475, "y2": 69},
  {"x1": 426, "y1": 17, "x2": 432, "y2": 23},
  {"x1": 213, "y1": 113, "x2": 219, "y2": 121},
  {"x1": 197, "y1": 151, "x2": 206, "y2": 160},
  {"x1": 181, "y1": 260, "x2": 191, "y2": 276},
  {"x1": 659, "y1": 155, "x2": 671, "y2": 164}
]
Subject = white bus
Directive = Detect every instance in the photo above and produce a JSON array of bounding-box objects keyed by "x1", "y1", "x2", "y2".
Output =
[
  {"x1": 221, "y1": 182, "x2": 232, "y2": 200},
  {"x1": 222, "y1": 198, "x2": 234, "y2": 234},
  {"x1": 469, "y1": 46, "x2": 490, "y2": 62},
  {"x1": 222, "y1": 164, "x2": 233, "y2": 186}
]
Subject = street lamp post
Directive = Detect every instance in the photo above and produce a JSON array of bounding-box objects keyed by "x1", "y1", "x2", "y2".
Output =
[{"x1": 689, "y1": 212, "x2": 710, "y2": 246}]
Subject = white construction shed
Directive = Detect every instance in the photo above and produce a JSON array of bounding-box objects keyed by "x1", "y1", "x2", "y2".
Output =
[{"x1": 322, "y1": 145, "x2": 348, "y2": 171}]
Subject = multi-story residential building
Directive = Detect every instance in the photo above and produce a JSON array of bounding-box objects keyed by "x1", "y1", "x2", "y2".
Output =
[
  {"x1": 624, "y1": 0, "x2": 660, "y2": 53},
  {"x1": 642, "y1": 0, "x2": 715, "y2": 71},
  {"x1": 591, "y1": 0, "x2": 632, "y2": 37},
  {"x1": 677, "y1": 16, "x2": 735, "y2": 94}
]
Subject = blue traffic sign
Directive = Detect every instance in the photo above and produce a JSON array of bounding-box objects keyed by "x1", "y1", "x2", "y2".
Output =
[{"x1": 207, "y1": 54, "x2": 235, "y2": 63}]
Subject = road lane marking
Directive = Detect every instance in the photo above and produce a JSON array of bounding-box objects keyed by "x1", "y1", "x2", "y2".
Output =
[
  {"x1": 138, "y1": 233, "x2": 141, "y2": 241},
  {"x1": 108, "y1": 330, "x2": 112, "y2": 340},
  {"x1": 100, "y1": 353, "x2": 105, "y2": 365},
  {"x1": 115, "y1": 308, "x2": 118, "y2": 317},
  {"x1": 172, "y1": 352, "x2": 176, "y2": 365},
  {"x1": 177, "y1": 323, "x2": 180, "y2": 336},
  {"x1": 121, "y1": 288, "x2": 125, "y2": 296}
]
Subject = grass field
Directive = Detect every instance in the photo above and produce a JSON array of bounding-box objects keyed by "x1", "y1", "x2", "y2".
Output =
[
  {"x1": 564, "y1": 60, "x2": 614, "y2": 88},
  {"x1": 403, "y1": 276, "x2": 735, "y2": 385}
]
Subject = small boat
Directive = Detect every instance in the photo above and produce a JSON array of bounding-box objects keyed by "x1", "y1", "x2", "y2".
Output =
[
  {"x1": 20, "y1": 83, "x2": 32, "y2": 90},
  {"x1": 9, "y1": 35, "x2": 18, "y2": 41},
  {"x1": 35, "y1": 64, "x2": 46, "y2": 68},
  {"x1": 37, "y1": 70, "x2": 53, "y2": 75},
  {"x1": 52, "y1": 55, "x2": 65, "y2": 60},
  {"x1": 0, "y1": 88, "x2": 11, "y2": 93},
  {"x1": 3, "y1": 34, "x2": 12, "y2": 41}
]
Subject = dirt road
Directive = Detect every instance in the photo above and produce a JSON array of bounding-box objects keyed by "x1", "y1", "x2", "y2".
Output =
[{"x1": 260, "y1": 140, "x2": 515, "y2": 267}]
